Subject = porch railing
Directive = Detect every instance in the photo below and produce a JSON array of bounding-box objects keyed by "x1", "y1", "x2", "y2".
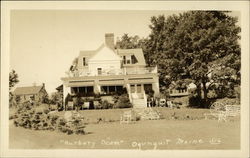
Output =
[{"x1": 65, "y1": 66, "x2": 157, "y2": 77}]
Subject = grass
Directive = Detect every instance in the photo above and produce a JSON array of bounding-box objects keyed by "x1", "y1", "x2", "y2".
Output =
[
  {"x1": 9, "y1": 107, "x2": 240, "y2": 150},
  {"x1": 50, "y1": 107, "x2": 211, "y2": 124}
]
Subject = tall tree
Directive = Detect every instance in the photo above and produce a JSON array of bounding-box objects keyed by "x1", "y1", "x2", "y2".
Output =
[
  {"x1": 9, "y1": 70, "x2": 19, "y2": 107},
  {"x1": 9, "y1": 70, "x2": 19, "y2": 90},
  {"x1": 116, "y1": 34, "x2": 147, "y2": 49},
  {"x1": 146, "y1": 11, "x2": 240, "y2": 107}
]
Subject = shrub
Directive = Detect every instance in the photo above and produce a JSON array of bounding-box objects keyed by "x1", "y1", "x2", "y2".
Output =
[
  {"x1": 13, "y1": 102, "x2": 86, "y2": 135},
  {"x1": 99, "y1": 100, "x2": 113, "y2": 109},
  {"x1": 188, "y1": 95, "x2": 202, "y2": 108},
  {"x1": 114, "y1": 94, "x2": 132, "y2": 108}
]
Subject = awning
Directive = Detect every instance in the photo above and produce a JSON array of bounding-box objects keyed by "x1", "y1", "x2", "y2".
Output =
[
  {"x1": 66, "y1": 81, "x2": 94, "y2": 87},
  {"x1": 98, "y1": 79, "x2": 125, "y2": 86}
]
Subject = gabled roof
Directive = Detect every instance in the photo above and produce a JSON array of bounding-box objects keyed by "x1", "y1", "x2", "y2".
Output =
[
  {"x1": 56, "y1": 84, "x2": 63, "y2": 91},
  {"x1": 117, "y1": 48, "x2": 146, "y2": 66},
  {"x1": 79, "y1": 44, "x2": 105, "y2": 58},
  {"x1": 13, "y1": 86, "x2": 43, "y2": 95},
  {"x1": 89, "y1": 44, "x2": 121, "y2": 61}
]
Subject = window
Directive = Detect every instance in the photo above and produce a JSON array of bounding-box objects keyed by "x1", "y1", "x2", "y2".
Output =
[
  {"x1": 97, "y1": 68, "x2": 102, "y2": 75},
  {"x1": 137, "y1": 84, "x2": 142, "y2": 93},
  {"x1": 126, "y1": 55, "x2": 131, "y2": 64},
  {"x1": 123, "y1": 56, "x2": 126, "y2": 64},
  {"x1": 130, "y1": 85, "x2": 135, "y2": 93},
  {"x1": 83, "y1": 57, "x2": 86, "y2": 66},
  {"x1": 131, "y1": 55, "x2": 138, "y2": 64}
]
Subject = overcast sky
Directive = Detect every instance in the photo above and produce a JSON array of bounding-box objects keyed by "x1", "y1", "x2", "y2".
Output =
[{"x1": 10, "y1": 10, "x2": 240, "y2": 94}]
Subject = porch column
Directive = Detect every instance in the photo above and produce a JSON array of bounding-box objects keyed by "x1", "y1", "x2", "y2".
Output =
[
  {"x1": 152, "y1": 75, "x2": 160, "y2": 97},
  {"x1": 63, "y1": 83, "x2": 71, "y2": 110},
  {"x1": 94, "y1": 79, "x2": 101, "y2": 94},
  {"x1": 126, "y1": 83, "x2": 132, "y2": 103},
  {"x1": 142, "y1": 84, "x2": 145, "y2": 93}
]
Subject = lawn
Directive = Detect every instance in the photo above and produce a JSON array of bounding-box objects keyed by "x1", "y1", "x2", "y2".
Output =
[{"x1": 9, "y1": 107, "x2": 240, "y2": 150}]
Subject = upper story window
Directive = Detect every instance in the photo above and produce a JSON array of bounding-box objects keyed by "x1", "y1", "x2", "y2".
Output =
[
  {"x1": 123, "y1": 55, "x2": 138, "y2": 65},
  {"x1": 97, "y1": 68, "x2": 102, "y2": 75},
  {"x1": 83, "y1": 57, "x2": 88, "y2": 66},
  {"x1": 123, "y1": 56, "x2": 126, "y2": 64},
  {"x1": 126, "y1": 59, "x2": 131, "y2": 64},
  {"x1": 131, "y1": 55, "x2": 138, "y2": 64}
]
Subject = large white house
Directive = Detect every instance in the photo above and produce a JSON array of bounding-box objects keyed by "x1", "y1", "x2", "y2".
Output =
[{"x1": 61, "y1": 33, "x2": 159, "y2": 108}]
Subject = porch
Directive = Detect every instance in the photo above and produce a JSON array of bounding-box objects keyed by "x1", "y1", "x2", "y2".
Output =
[{"x1": 65, "y1": 66, "x2": 158, "y2": 78}]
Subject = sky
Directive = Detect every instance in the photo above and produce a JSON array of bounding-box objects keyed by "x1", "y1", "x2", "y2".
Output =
[{"x1": 10, "y1": 10, "x2": 240, "y2": 94}]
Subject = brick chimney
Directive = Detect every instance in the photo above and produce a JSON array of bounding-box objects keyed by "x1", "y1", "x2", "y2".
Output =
[{"x1": 105, "y1": 33, "x2": 114, "y2": 50}]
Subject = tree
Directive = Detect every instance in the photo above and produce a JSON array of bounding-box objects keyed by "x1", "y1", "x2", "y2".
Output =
[
  {"x1": 50, "y1": 92, "x2": 63, "y2": 108},
  {"x1": 146, "y1": 11, "x2": 240, "y2": 107},
  {"x1": 115, "y1": 34, "x2": 147, "y2": 49},
  {"x1": 9, "y1": 70, "x2": 19, "y2": 107},
  {"x1": 9, "y1": 70, "x2": 19, "y2": 90}
]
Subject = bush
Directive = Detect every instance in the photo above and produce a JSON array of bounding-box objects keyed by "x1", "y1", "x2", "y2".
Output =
[
  {"x1": 188, "y1": 95, "x2": 202, "y2": 108},
  {"x1": 188, "y1": 94, "x2": 212, "y2": 108},
  {"x1": 114, "y1": 94, "x2": 132, "y2": 108},
  {"x1": 99, "y1": 100, "x2": 113, "y2": 109},
  {"x1": 13, "y1": 102, "x2": 86, "y2": 135}
]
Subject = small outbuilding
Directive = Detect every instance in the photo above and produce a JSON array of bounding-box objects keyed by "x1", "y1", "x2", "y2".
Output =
[{"x1": 13, "y1": 83, "x2": 48, "y2": 103}]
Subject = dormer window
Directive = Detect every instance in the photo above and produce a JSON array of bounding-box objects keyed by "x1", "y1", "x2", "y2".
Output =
[
  {"x1": 131, "y1": 55, "x2": 138, "y2": 64},
  {"x1": 123, "y1": 55, "x2": 137, "y2": 65}
]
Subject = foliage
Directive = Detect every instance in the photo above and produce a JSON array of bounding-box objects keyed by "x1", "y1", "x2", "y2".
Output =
[
  {"x1": 115, "y1": 34, "x2": 147, "y2": 49},
  {"x1": 9, "y1": 70, "x2": 19, "y2": 90},
  {"x1": 144, "y1": 11, "x2": 240, "y2": 107},
  {"x1": 73, "y1": 95, "x2": 84, "y2": 111},
  {"x1": 99, "y1": 100, "x2": 114, "y2": 109},
  {"x1": 9, "y1": 70, "x2": 19, "y2": 107},
  {"x1": 9, "y1": 93, "x2": 17, "y2": 108},
  {"x1": 41, "y1": 93, "x2": 50, "y2": 104},
  {"x1": 13, "y1": 101, "x2": 86, "y2": 135},
  {"x1": 188, "y1": 94, "x2": 203, "y2": 108},
  {"x1": 145, "y1": 88, "x2": 155, "y2": 98},
  {"x1": 50, "y1": 92, "x2": 63, "y2": 109},
  {"x1": 114, "y1": 94, "x2": 132, "y2": 108}
]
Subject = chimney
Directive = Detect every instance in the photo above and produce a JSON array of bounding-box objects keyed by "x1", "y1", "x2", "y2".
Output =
[
  {"x1": 42, "y1": 83, "x2": 45, "y2": 88},
  {"x1": 105, "y1": 33, "x2": 114, "y2": 50}
]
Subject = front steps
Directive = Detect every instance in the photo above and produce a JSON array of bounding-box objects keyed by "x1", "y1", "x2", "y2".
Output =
[
  {"x1": 131, "y1": 92, "x2": 147, "y2": 108},
  {"x1": 132, "y1": 98, "x2": 146, "y2": 108}
]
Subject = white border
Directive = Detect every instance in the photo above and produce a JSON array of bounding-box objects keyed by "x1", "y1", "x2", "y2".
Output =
[{"x1": 1, "y1": 1, "x2": 249, "y2": 158}]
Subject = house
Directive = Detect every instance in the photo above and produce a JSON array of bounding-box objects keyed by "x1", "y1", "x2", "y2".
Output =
[
  {"x1": 61, "y1": 33, "x2": 159, "y2": 108},
  {"x1": 168, "y1": 82, "x2": 196, "y2": 97},
  {"x1": 13, "y1": 83, "x2": 48, "y2": 103}
]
